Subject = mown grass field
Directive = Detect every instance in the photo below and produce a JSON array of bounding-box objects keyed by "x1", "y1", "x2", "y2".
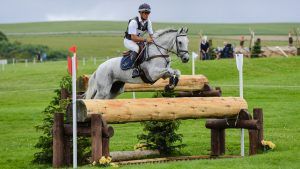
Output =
[
  {"x1": 0, "y1": 21, "x2": 300, "y2": 169},
  {"x1": 0, "y1": 56, "x2": 300, "y2": 169}
]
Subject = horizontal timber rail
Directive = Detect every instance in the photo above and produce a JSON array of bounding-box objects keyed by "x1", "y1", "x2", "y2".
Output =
[
  {"x1": 71, "y1": 97, "x2": 248, "y2": 123},
  {"x1": 77, "y1": 75, "x2": 209, "y2": 92}
]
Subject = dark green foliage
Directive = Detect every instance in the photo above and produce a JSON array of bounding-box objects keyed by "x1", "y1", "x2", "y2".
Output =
[
  {"x1": 137, "y1": 120, "x2": 186, "y2": 155},
  {"x1": 0, "y1": 35, "x2": 67, "y2": 60},
  {"x1": 137, "y1": 90, "x2": 186, "y2": 155},
  {"x1": 46, "y1": 50, "x2": 68, "y2": 60},
  {"x1": 33, "y1": 76, "x2": 90, "y2": 164},
  {"x1": 0, "y1": 31, "x2": 8, "y2": 42},
  {"x1": 251, "y1": 38, "x2": 262, "y2": 58}
]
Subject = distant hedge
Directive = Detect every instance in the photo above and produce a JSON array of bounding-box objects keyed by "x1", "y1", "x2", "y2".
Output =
[{"x1": 0, "y1": 31, "x2": 67, "y2": 61}]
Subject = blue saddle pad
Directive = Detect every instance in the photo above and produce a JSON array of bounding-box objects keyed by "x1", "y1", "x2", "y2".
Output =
[{"x1": 120, "y1": 55, "x2": 134, "y2": 70}]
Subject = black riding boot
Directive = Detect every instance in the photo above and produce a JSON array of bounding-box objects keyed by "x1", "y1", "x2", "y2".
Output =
[{"x1": 131, "y1": 51, "x2": 140, "y2": 78}]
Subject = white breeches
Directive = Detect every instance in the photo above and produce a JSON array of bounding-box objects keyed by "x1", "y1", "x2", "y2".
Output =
[{"x1": 124, "y1": 38, "x2": 139, "y2": 53}]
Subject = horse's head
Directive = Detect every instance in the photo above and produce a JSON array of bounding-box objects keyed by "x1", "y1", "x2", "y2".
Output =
[{"x1": 175, "y1": 27, "x2": 189, "y2": 63}]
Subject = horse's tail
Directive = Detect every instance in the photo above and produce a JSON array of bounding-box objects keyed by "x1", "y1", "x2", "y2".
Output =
[{"x1": 83, "y1": 73, "x2": 97, "y2": 99}]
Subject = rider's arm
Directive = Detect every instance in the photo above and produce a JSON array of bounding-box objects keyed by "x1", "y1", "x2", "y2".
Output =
[
  {"x1": 131, "y1": 34, "x2": 147, "y2": 42},
  {"x1": 131, "y1": 34, "x2": 153, "y2": 43},
  {"x1": 128, "y1": 20, "x2": 147, "y2": 43},
  {"x1": 147, "y1": 20, "x2": 154, "y2": 43}
]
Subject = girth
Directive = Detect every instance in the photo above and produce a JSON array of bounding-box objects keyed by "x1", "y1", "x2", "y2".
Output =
[{"x1": 139, "y1": 55, "x2": 170, "y2": 84}]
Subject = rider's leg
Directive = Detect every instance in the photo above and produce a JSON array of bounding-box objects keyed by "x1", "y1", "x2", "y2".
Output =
[
  {"x1": 130, "y1": 52, "x2": 140, "y2": 78},
  {"x1": 124, "y1": 38, "x2": 140, "y2": 78}
]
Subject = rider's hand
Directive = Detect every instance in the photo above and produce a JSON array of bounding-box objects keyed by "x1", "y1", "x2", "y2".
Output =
[{"x1": 146, "y1": 37, "x2": 153, "y2": 43}]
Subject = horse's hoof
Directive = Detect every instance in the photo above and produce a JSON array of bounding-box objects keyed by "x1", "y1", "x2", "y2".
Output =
[{"x1": 164, "y1": 85, "x2": 174, "y2": 92}]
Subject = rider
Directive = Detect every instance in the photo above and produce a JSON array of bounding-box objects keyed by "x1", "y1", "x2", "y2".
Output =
[{"x1": 124, "y1": 3, "x2": 154, "y2": 78}]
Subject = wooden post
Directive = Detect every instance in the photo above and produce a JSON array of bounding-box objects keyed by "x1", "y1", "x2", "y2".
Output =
[
  {"x1": 102, "y1": 137, "x2": 110, "y2": 157},
  {"x1": 219, "y1": 129, "x2": 225, "y2": 155},
  {"x1": 53, "y1": 113, "x2": 64, "y2": 168},
  {"x1": 248, "y1": 129, "x2": 258, "y2": 155},
  {"x1": 253, "y1": 108, "x2": 263, "y2": 149},
  {"x1": 211, "y1": 129, "x2": 220, "y2": 156},
  {"x1": 61, "y1": 88, "x2": 69, "y2": 99},
  {"x1": 91, "y1": 114, "x2": 102, "y2": 162},
  {"x1": 64, "y1": 136, "x2": 71, "y2": 166}
]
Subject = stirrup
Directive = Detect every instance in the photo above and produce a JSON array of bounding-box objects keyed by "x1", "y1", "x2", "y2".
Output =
[{"x1": 132, "y1": 68, "x2": 140, "y2": 78}]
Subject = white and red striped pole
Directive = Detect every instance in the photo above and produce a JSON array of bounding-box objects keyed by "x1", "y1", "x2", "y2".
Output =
[{"x1": 69, "y1": 46, "x2": 78, "y2": 168}]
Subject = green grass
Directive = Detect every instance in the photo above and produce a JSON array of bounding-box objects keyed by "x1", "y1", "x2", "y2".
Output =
[
  {"x1": 0, "y1": 57, "x2": 300, "y2": 169},
  {"x1": 0, "y1": 21, "x2": 300, "y2": 35}
]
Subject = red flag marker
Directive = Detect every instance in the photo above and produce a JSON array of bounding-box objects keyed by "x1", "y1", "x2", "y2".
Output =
[
  {"x1": 69, "y1": 46, "x2": 77, "y2": 53},
  {"x1": 67, "y1": 56, "x2": 78, "y2": 75}
]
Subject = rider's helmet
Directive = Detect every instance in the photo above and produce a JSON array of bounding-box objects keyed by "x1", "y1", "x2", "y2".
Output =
[{"x1": 138, "y1": 3, "x2": 151, "y2": 13}]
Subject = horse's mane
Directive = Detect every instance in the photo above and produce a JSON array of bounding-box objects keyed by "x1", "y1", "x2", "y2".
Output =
[{"x1": 153, "y1": 28, "x2": 177, "y2": 38}]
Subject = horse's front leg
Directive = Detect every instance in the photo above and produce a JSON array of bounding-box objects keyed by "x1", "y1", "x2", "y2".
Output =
[
  {"x1": 165, "y1": 69, "x2": 181, "y2": 92},
  {"x1": 155, "y1": 68, "x2": 181, "y2": 92}
]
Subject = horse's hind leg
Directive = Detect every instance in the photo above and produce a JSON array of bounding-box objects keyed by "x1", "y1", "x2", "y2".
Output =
[
  {"x1": 94, "y1": 83, "x2": 112, "y2": 99},
  {"x1": 107, "y1": 81, "x2": 125, "y2": 99}
]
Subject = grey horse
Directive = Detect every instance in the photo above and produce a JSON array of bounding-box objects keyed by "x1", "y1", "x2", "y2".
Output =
[{"x1": 84, "y1": 27, "x2": 189, "y2": 99}]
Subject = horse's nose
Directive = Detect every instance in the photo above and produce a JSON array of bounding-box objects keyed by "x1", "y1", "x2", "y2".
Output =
[{"x1": 182, "y1": 57, "x2": 189, "y2": 63}]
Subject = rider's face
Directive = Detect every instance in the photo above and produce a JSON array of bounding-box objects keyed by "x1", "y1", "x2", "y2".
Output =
[{"x1": 140, "y1": 11, "x2": 150, "y2": 20}]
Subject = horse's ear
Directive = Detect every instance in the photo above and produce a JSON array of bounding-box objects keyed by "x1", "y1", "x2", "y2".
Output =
[
  {"x1": 184, "y1": 27, "x2": 189, "y2": 33},
  {"x1": 178, "y1": 28, "x2": 183, "y2": 34},
  {"x1": 182, "y1": 27, "x2": 188, "y2": 34}
]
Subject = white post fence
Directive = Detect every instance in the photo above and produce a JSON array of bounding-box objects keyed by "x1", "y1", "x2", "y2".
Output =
[{"x1": 235, "y1": 53, "x2": 244, "y2": 157}]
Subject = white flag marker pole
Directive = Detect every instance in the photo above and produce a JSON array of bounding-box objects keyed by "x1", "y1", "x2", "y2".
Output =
[
  {"x1": 235, "y1": 53, "x2": 244, "y2": 157},
  {"x1": 72, "y1": 53, "x2": 78, "y2": 168},
  {"x1": 192, "y1": 52, "x2": 198, "y2": 75}
]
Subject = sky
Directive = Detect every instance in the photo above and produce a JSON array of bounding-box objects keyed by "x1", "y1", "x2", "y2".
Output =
[{"x1": 0, "y1": 0, "x2": 299, "y2": 24}]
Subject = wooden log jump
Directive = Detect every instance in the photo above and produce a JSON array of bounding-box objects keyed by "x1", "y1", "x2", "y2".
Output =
[
  {"x1": 78, "y1": 75, "x2": 210, "y2": 92},
  {"x1": 124, "y1": 75, "x2": 209, "y2": 92},
  {"x1": 73, "y1": 97, "x2": 248, "y2": 123},
  {"x1": 53, "y1": 76, "x2": 265, "y2": 167}
]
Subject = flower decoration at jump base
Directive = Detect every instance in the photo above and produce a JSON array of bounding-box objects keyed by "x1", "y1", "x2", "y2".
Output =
[
  {"x1": 92, "y1": 156, "x2": 119, "y2": 168},
  {"x1": 261, "y1": 140, "x2": 276, "y2": 151}
]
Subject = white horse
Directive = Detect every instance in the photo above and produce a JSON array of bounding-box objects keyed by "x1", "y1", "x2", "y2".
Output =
[{"x1": 84, "y1": 27, "x2": 189, "y2": 99}]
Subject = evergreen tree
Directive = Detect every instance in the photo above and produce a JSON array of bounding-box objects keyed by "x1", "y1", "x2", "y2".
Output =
[{"x1": 0, "y1": 31, "x2": 8, "y2": 42}]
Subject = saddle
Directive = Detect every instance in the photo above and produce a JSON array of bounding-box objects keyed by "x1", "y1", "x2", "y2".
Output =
[{"x1": 121, "y1": 43, "x2": 146, "y2": 70}]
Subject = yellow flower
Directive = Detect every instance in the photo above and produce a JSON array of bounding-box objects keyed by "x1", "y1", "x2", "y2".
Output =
[
  {"x1": 99, "y1": 156, "x2": 107, "y2": 164},
  {"x1": 261, "y1": 140, "x2": 276, "y2": 149},
  {"x1": 92, "y1": 161, "x2": 97, "y2": 166},
  {"x1": 107, "y1": 156, "x2": 112, "y2": 163},
  {"x1": 110, "y1": 163, "x2": 119, "y2": 168},
  {"x1": 134, "y1": 143, "x2": 148, "y2": 150}
]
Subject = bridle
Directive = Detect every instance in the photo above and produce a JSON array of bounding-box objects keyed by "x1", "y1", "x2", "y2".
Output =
[
  {"x1": 148, "y1": 30, "x2": 189, "y2": 59},
  {"x1": 151, "y1": 34, "x2": 189, "y2": 58}
]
